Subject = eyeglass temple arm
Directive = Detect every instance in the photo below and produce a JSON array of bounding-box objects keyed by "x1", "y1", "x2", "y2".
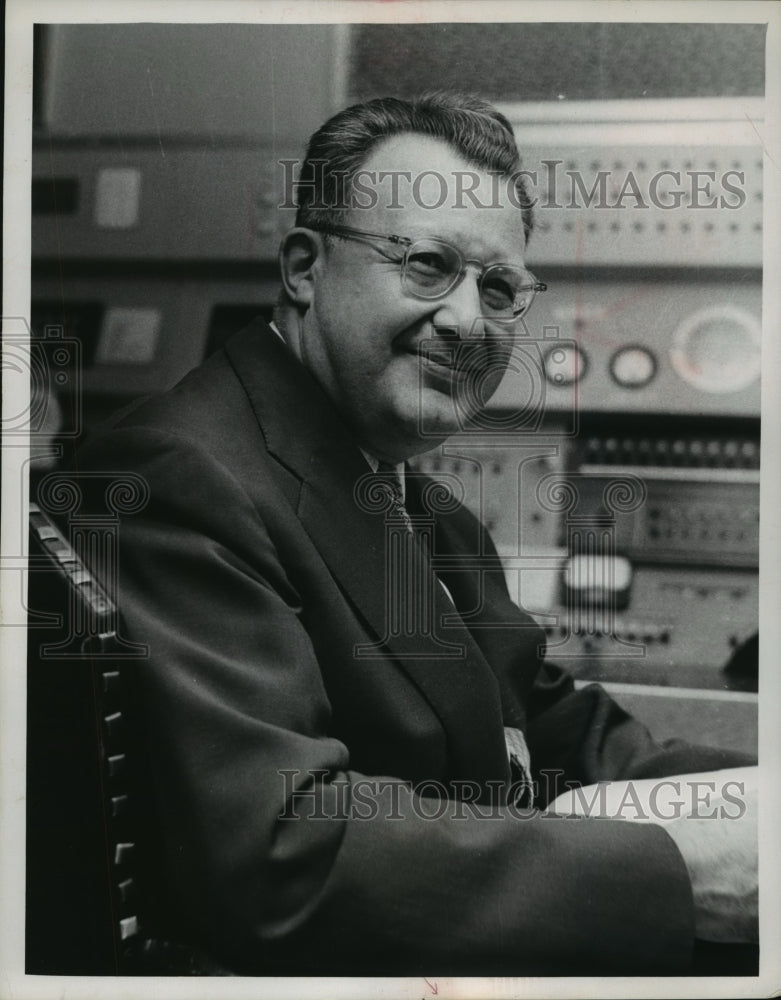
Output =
[{"x1": 313, "y1": 224, "x2": 411, "y2": 247}]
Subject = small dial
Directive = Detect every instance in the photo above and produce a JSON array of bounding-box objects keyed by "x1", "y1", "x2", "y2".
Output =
[
  {"x1": 670, "y1": 306, "x2": 761, "y2": 393},
  {"x1": 543, "y1": 344, "x2": 587, "y2": 385},
  {"x1": 610, "y1": 345, "x2": 657, "y2": 388}
]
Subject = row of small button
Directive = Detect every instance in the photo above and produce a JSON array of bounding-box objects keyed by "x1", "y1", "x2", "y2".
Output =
[
  {"x1": 645, "y1": 504, "x2": 758, "y2": 548},
  {"x1": 583, "y1": 435, "x2": 759, "y2": 469},
  {"x1": 542, "y1": 621, "x2": 672, "y2": 644}
]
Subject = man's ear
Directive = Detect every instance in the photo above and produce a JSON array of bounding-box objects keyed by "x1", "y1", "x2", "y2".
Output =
[{"x1": 278, "y1": 228, "x2": 325, "y2": 308}]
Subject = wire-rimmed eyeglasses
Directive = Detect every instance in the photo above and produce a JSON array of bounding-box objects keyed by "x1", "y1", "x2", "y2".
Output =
[{"x1": 308, "y1": 224, "x2": 547, "y2": 321}]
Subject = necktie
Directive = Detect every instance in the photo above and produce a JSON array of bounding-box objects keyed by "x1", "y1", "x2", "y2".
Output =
[
  {"x1": 375, "y1": 461, "x2": 534, "y2": 804},
  {"x1": 376, "y1": 461, "x2": 413, "y2": 532}
]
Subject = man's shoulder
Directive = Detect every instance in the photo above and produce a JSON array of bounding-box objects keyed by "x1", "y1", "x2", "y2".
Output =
[
  {"x1": 81, "y1": 320, "x2": 287, "y2": 458},
  {"x1": 71, "y1": 318, "x2": 358, "y2": 515}
]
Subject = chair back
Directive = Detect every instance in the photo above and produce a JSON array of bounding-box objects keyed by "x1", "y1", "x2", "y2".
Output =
[{"x1": 26, "y1": 501, "x2": 229, "y2": 974}]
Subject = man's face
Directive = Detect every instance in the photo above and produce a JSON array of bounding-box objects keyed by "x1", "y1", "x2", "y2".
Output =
[{"x1": 299, "y1": 133, "x2": 528, "y2": 462}]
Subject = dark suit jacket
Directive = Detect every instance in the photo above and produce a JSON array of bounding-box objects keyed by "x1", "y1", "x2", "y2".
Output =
[{"x1": 75, "y1": 320, "x2": 749, "y2": 976}]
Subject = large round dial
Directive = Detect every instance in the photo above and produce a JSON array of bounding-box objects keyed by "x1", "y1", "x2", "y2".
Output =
[{"x1": 670, "y1": 306, "x2": 761, "y2": 393}]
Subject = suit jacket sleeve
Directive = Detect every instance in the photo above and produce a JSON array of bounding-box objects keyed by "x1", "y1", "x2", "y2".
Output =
[
  {"x1": 74, "y1": 424, "x2": 696, "y2": 976},
  {"x1": 433, "y1": 500, "x2": 754, "y2": 804},
  {"x1": 525, "y1": 660, "x2": 754, "y2": 806}
]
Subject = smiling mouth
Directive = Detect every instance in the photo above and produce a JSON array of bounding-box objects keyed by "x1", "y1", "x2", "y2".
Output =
[
  {"x1": 410, "y1": 351, "x2": 478, "y2": 400},
  {"x1": 414, "y1": 341, "x2": 488, "y2": 377},
  {"x1": 416, "y1": 351, "x2": 463, "y2": 386},
  {"x1": 422, "y1": 347, "x2": 458, "y2": 370}
]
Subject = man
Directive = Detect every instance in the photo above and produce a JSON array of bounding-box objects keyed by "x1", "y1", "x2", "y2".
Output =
[{"x1": 74, "y1": 93, "x2": 756, "y2": 975}]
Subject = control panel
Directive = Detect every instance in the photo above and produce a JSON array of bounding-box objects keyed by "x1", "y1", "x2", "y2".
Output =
[
  {"x1": 32, "y1": 144, "x2": 300, "y2": 262},
  {"x1": 412, "y1": 418, "x2": 759, "y2": 689},
  {"x1": 491, "y1": 279, "x2": 761, "y2": 419},
  {"x1": 30, "y1": 277, "x2": 279, "y2": 438},
  {"x1": 30, "y1": 118, "x2": 762, "y2": 707}
]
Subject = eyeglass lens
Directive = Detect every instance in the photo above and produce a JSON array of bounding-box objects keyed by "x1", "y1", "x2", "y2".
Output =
[{"x1": 402, "y1": 239, "x2": 537, "y2": 318}]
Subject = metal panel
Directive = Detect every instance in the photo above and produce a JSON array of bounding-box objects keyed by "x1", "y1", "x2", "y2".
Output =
[
  {"x1": 31, "y1": 276, "x2": 280, "y2": 403},
  {"x1": 32, "y1": 145, "x2": 300, "y2": 261},
  {"x1": 517, "y1": 144, "x2": 763, "y2": 268},
  {"x1": 489, "y1": 279, "x2": 761, "y2": 418}
]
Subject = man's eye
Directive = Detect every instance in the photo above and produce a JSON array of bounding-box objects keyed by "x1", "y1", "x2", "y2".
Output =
[
  {"x1": 406, "y1": 251, "x2": 450, "y2": 283},
  {"x1": 480, "y1": 277, "x2": 515, "y2": 309}
]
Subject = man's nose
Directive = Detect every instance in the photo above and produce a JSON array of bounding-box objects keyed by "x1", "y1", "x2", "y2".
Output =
[{"x1": 431, "y1": 271, "x2": 486, "y2": 340}]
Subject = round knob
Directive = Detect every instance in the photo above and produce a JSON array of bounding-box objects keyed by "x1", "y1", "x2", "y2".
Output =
[
  {"x1": 543, "y1": 344, "x2": 587, "y2": 385},
  {"x1": 610, "y1": 345, "x2": 657, "y2": 388}
]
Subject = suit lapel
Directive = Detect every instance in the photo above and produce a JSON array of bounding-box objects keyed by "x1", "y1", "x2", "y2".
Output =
[
  {"x1": 298, "y1": 474, "x2": 509, "y2": 786},
  {"x1": 224, "y1": 322, "x2": 509, "y2": 785}
]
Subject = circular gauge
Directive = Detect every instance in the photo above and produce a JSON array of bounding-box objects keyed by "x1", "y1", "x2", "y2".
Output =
[
  {"x1": 610, "y1": 345, "x2": 657, "y2": 389},
  {"x1": 670, "y1": 306, "x2": 761, "y2": 393},
  {"x1": 543, "y1": 344, "x2": 587, "y2": 386}
]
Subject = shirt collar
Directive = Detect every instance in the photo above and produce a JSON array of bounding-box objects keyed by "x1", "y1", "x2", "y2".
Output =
[{"x1": 359, "y1": 450, "x2": 405, "y2": 501}]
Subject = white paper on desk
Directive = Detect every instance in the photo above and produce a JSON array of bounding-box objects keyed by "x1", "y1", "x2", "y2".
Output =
[{"x1": 546, "y1": 766, "x2": 758, "y2": 824}]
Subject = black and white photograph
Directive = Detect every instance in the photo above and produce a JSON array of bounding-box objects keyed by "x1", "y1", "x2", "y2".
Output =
[{"x1": 2, "y1": 2, "x2": 780, "y2": 997}]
